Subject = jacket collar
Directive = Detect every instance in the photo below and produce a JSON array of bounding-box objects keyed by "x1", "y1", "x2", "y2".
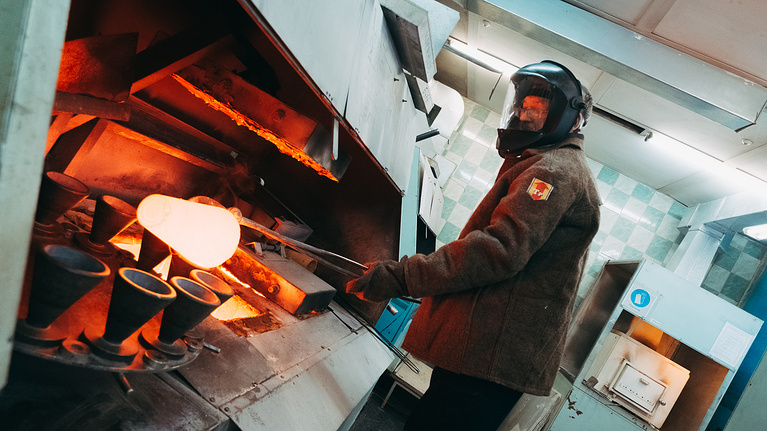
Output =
[
  {"x1": 496, "y1": 134, "x2": 585, "y2": 180},
  {"x1": 509, "y1": 133, "x2": 584, "y2": 159}
]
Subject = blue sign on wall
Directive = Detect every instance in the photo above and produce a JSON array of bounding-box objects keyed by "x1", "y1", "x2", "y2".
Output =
[
  {"x1": 631, "y1": 288, "x2": 652, "y2": 308},
  {"x1": 621, "y1": 284, "x2": 658, "y2": 318}
]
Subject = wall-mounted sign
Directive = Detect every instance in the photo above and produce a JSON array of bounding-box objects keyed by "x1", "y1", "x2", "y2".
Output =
[
  {"x1": 710, "y1": 321, "x2": 755, "y2": 369},
  {"x1": 622, "y1": 284, "x2": 660, "y2": 318}
]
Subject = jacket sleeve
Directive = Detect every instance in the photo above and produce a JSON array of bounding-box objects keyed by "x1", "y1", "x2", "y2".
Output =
[
  {"x1": 346, "y1": 258, "x2": 409, "y2": 302},
  {"x1": 404, "y1": 155, "x2": 580, "y2": 298}
]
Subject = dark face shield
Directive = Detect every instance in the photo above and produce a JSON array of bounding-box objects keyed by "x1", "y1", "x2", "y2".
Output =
[
  {"x1": 496, "y1": 61, "x2": 585, "y2": 155},
  {"x1": 497, "y1": 76, "x2": 558, "y2": 154},
  {"x1": 501, "y1": 77, "x2": 554, "y2": 133}
]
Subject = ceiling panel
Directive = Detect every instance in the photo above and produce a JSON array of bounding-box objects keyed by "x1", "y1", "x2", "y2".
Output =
[
  {"x1": 652, "y1": 0, "x2": 767, "y2": 83},
  {"x1": 475, "y1": 15, "x2": 568, "y2": 67},
  {"x1": 728, "y1": 143, "x2": 767, "y2": 180},
  {"x1": 473, "y1": 16, "x2": 604, "y2": 111},
  {"x1": 658, "y1": 170, "x2": 751, "y2": 206},
  {"x1": 583, "y1": 116, "x2": 703, "y2": 190},
  {"x1": 572, "y1": 0, "x2": 652, "y2": 25},
  {"x1": 596, "y1": 79, "x2": 762, "y2": 161}
]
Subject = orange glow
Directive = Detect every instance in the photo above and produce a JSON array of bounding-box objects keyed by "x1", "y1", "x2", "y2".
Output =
[
  {"x1": 521, "y1": 96, "x2": 550, "y2": 111},
  {"x1": 211, "y1": 294, "x2": 263, "y2": 321},
  {"x1": 137, "y1": 194, "x2": 240, "y2": 269},
  {"x1": 229, "y1": 257, "x2": 308, "y2": 310},
  {"x1": 112, "y1": 242, "x2": 141, "y2": 260},
  {"x1": 112, "y1": 242, "x2": 172, "y2": 278},
  {"x1": 217, "y1": 266, "x2": 266, "y2": 299},
  {"x1": 171, "y1": 74, "x2": 338, "y2": 182}
]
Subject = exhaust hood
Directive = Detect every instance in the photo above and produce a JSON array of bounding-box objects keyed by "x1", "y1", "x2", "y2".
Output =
[{"x1": 470, "y1": 0, "x2": 767, "y2": 131}]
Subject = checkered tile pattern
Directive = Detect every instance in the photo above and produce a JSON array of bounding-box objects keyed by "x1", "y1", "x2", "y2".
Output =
[
  {"x1": 431, "y1": 97, "x2": 767, "y2": 306},
  {"x1": 703, "y1": 233, "x2": 767, "y2": 305}
]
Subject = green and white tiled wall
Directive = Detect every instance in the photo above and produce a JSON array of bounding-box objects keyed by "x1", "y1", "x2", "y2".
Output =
[
  {"x1": 429, "y1": 97, "x2": 767, "y2": 308},
  {"x1": 703, "y1": 233, "x2": 767, "y2": 305}
]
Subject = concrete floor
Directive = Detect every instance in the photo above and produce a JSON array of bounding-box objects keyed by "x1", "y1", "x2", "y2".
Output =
[{"x1": 349, "y1": 372, "x2": 419, "y2": 431}]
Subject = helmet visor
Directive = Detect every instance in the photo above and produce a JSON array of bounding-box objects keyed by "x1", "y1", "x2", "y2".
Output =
[{"x1": 499, "y1": 76, "x2": 555, "y2": 134}]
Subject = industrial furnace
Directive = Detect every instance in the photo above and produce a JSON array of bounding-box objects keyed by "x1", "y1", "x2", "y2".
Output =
[{"x1": 0, "y1": 0, "x2": 437, "y2": 429}]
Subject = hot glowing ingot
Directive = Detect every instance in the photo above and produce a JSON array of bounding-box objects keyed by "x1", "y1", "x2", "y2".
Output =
[
  {"x1": 136, "y1": 194, "x2": 240, "y2": 269},
  {"x1": 221, "y1": 248, "x2": 336, "y2": 315}
]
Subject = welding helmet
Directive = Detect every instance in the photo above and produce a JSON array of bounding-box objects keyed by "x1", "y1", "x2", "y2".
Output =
[{"x1": 497, "y1": 60, "x2": 586, "y2": 154}]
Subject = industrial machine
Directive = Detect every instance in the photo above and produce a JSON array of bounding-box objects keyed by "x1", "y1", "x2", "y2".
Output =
[
  {"x1": 548, "y1": 260, "x2": 763, "y2": 431},
  {"x1": 583, "y1": 330, "x2": 690, "y2": 428},
  {"x1": 0, "y1": 0, "x2": 455, "y2": 429}
]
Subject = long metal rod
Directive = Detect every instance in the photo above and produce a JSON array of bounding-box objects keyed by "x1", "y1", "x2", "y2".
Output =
[
  {"x1": 239, "y1": 218, "x2": 421, "y2": 373},
  {"x1": 239, "y1": 217, "x2": 368, "y2": 277},
  {"x1": 330, "y1": 298, "x2": 420, "y2": 375}
]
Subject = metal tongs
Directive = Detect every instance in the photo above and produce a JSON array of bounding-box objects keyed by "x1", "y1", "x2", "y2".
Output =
[
  {"x1": 234, "y1": 212, "x2": 368, "y2": 278},
  {"x1": 235, "y1": 212, "x2": 421, "y2": 374}
]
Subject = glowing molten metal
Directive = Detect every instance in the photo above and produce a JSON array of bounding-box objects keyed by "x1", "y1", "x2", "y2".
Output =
[
  {"x1": 137, "y1": 194, "x2": 240, "y2": 269},
  {"x1": 172, "y1": 74, "x2": 338, "y2": 182}
]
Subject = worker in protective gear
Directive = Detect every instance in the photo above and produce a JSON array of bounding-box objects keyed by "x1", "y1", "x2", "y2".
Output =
[{"x1": 347, "y1": 60, "x2": 600, "y2": 431}]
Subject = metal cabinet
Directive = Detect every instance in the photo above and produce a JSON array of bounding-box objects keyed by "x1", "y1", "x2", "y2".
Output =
[{"x1": 548, "y1": 260, "x2": 763, "y2": 431}]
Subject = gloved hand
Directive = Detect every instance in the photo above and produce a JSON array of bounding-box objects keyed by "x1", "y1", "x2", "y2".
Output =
[{"x1": 346, "y1": 258, "x2": 408, "y2": 302}]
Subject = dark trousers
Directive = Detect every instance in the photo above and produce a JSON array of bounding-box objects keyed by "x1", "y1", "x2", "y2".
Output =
[{"x1": 403, "y1": 367, "x2": 523, "y2": 431}]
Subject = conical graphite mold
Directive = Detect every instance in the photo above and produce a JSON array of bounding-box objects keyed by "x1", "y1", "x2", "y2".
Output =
[
  {"x1": 82, "y1": 267, "x2": 175, "y2": 363},
  {"x1": 77, "y1": 195, "x2": 137, "y2": 256},
  {"x1": 33, "y1": 172, "x2": 90, "y2": 237},
  {"x1": 17, "y1": 245, "x2": 110, "y2": 346},
  {"x1": 141, "y1": 276, "x2": 220, "y2": 357}
]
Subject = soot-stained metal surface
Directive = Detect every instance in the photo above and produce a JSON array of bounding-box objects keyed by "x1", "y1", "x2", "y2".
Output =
[
  {"x1": 175, "y1": 317, "x2": 274, "y2": 409},
  {"x1": 220, "y1": 247, "x2": 336, "y2": 315},
  {"x1": 220, "y1": 312, "x2": 281, "y2": 337},
  {"x1": 0, "y1": 352, "x2": 229, "y2": 430}
]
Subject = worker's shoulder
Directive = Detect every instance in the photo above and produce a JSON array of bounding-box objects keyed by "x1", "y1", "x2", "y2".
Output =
[{"x1": 533, "y1": 145, "x2": 589, "y2": 172}]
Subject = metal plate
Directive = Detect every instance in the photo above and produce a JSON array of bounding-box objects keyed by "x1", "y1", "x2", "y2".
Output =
[
  {"x1": 0, "y1": 352, "x2": 229, "y2": 430},
  {"x1": 175, "y1": 317, "x2": 274, "y2": 407},
  {"x1": 221, "y1": 329, "x2": 392, "y2": 431},
  {"x1": 245, "y1": 0, "x2": 366, "y2": 110},
  {"x1": 345, "y1": 0, "x2": 420, "y2": 191}
]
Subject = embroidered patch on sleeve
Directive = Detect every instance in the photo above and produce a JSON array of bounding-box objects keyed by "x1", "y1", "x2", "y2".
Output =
[{"x1": 527, "y1": 178, "x2": 553, "y2": 201}]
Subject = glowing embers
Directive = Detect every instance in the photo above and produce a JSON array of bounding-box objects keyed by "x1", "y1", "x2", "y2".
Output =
[
  {"x1": 215, "y1": 266, "x2": 265, "y2": 304},
  {"x1": 211, "y1": 295, "x2": 262, "y2": 321},
  {"x1": 212, "y1": 266, "x2": 281, "y2": 336},
  {"x1": 171, "y1": 74, "x2": 337, "y2": 182},
  {"x1": 215, "y1": 302, "x2": 281, "y2": 337}
]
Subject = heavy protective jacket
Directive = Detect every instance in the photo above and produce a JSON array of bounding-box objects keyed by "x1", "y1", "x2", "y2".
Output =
[{"x1": 349, "y1": 134, "x2": 600, "y2": 395}]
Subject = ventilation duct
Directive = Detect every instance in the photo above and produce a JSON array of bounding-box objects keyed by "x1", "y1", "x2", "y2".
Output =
[
  {"x1": 592, "y1": 107, "x2": 646, "y2": 135},
  {"x1": 472, "y1": 0, "x2": 767, "y2": 131}
]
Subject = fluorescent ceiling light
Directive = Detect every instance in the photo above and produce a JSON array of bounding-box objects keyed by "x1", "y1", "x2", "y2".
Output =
[
  {"x1": 647, "y1": 131, "x2": 767, "y2": 193},
  {"x1": 444, "y1": 38, "x2": 518, "y2": 75},
  {"x1": 744, "y1": 224, "x2": 767, "y2": 241},
  {"x1": 646, "y1": 132, "x2": 721, "y2": 171}
]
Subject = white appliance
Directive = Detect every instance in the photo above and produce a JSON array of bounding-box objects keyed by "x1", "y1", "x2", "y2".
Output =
[{"x1": 585, "y1": 331, "x2": 690, "y2": 428}]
